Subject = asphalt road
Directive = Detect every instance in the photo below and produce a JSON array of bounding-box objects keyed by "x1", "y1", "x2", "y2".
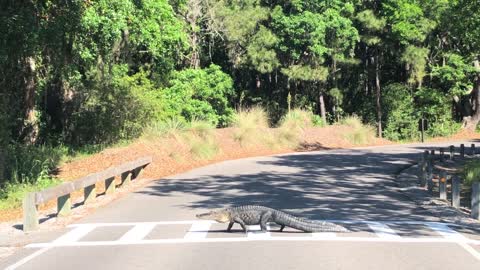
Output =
[{"x1": 2, "y1": 142, "x2": 480, "y2": 270}]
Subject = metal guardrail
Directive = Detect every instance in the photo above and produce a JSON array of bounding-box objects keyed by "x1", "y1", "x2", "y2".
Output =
[{"x1": 23, "y1": 157, "x2": 152, "y2": 231}]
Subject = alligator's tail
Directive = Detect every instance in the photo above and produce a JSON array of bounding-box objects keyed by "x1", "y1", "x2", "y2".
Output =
[{"x1": 273, "y1": 211, "x2": 350, "y2": 232}]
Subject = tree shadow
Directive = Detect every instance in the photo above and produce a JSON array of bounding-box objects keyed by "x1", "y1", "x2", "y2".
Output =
[{"x1": 137, "y1": 147, "x2": 438, "y2": 224}]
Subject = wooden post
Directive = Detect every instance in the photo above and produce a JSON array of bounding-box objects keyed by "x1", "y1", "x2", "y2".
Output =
[
  {"x1": 84, "y1": 184, "x2": 96, "y2": 204},
  {"x1": 420, "y1": 151, "x2": 429, "y2": 187},
  {"x1": 57, "y1": 194, "x2": 71, "y2": 217},
  {"x1": 121, "y1": 171, "x2": 132, "y2": 187},
  {"x1": 439, "y1": 148, "x2": 445, "y2": 161},
  {"x1": 439, "y1": 171, "x2": 447, "y2": 200},
  {"x1": 452, "y1": 176, "x2": 461, "y2": 208},
  {"x1": 132, "y1": 166, "x2": 145, "y2": 180},
  {"x1": 105, "y1": 177, "x2": 116, "y2": 195},
  {"x1": 23, "y1": 193, "x2": 39, "y2": 231},
  {"x1": 460, "y1": 144, "x2": 465, "y2": 158},
  {"x1": 471, "y1": 144, "x2": 476, "y2": 156},
  {"x1": 472, "y1": 182, "x2": 480, "y2": 220},
  {"x1": 430, "y1": 149, "x2": 435, "y2": 159},
  {"x1": 449, "y1": 145, "x2": 454, "y2": 160}
]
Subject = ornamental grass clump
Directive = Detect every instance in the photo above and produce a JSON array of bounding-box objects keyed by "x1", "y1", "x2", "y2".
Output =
[
  {"x1": 232, "y1": 107, "x2": 272, "y2": 147},
  {"x1": 340, "y1": 116, "x2": 376, "y2": 145}
]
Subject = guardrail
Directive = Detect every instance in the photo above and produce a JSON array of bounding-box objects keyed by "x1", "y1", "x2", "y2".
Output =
[
  {"x1": 23, "y1": 156, "x2": 152, "y2": 231},
  {"x1": 419, "y1": 144, "x2": 480, "y2": 220}
]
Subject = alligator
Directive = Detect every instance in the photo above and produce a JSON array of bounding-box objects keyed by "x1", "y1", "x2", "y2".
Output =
[{"x1": 196, "y1": 205, "x2": 350, "y2": 233}]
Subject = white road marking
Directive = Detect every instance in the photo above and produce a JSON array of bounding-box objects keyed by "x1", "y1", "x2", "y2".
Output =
[
  {"x1": 25, "y1": 236, "x2": 480, "y2": 248},
  {"x1": 312, "y1": 232, "x2": 336, "y2": 238},
  {"x1": 52, "y1": 225, "x2": 96, "y2": 244},
  {"x1": 458, "y1": 242, "x2": 480, "y2": 261},
  {"x1": 118, "y1": 224, "x2": 156, "y2": 242},
  {"x1": 247, "y1": 225, "x2": 271, "y2": 239},
  {"x1": 68, "y1": 220, "x2": 212, "y2": 227},
  {"x1": 427, "y1": 223, "x2": 467, "y2": 240},
  {"x1": 184, "y1": 221, "x2": 212, "y2": 240},
  {"x1": 4, "y1": 247, "x2": 52, "y2": 270},
  {"x1": 367, "y1": 222, "x2": 401, "y2": 239}
]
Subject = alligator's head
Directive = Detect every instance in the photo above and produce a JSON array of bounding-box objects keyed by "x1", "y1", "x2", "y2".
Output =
[{"x1": 196, "y1": 209, "x2": 230, "y2": 223}]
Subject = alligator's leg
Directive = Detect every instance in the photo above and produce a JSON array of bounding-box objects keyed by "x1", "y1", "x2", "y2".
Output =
[
  {"x1": 279, "y1": 225, "x2": 285, "y2": 232},
  {"x1": 260, "y1": 211, "x2": 273, "y2": 232},
  {"x1": 227, "y1": 222, "x2": 234, "y2": 232},
  {"x1": 233, "y1": 217, "x2": 247, "y2": 233}
]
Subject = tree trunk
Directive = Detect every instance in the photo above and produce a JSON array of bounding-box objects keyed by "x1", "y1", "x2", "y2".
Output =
[
  {"x1": 187, "y1": 0, "x2": 201, "y2": 69},
  {"x1": 23, "y1": 56, "x2": 38, "y2": 144},
  {"x1": 319, "y1": 87, "x2": 327, "y2": 124},
  {"x1": 463, "y1": 59, "x2": 480, "y2": 130},
  {"x1": 375, "y1": 53, "x2": 382, "y2": 138}
]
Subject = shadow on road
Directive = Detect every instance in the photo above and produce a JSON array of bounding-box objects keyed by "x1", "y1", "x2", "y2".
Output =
[{"x1": 137, "y1": 146, "x2": 447, "y2": 227}]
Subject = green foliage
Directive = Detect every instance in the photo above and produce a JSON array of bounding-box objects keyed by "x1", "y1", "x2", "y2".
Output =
[
  {"x1": 462, "y1": 159, "x2": 480, "y2": 185},
  {"x1": 432, "y1": 53, "x2": 475, "y2": 97},
  {"x1": 4, "y1": 144, "x2": 67, "y2": 185},
  {"x1": 415, "y1": 87, "x2": 460, "y2": 137},
  {"x1": 161, "y1": 64, "x2": 235, "y2": 127},
  {"x1": 382, "y1": 84, "x2": 418, "y2": 141}
]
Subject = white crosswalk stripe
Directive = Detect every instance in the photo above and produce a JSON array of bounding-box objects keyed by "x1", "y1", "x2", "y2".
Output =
[
  {"x1": 367, "y1": 222, "x2": 401, "y2": 239},
  {"x1": 25, "y1": 220, "x2": 480, "y2": 248}
]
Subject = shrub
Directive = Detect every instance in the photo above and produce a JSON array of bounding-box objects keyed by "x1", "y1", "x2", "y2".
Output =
[
  {"x1": 382, "y1": 83, "x2": 418, "y2": 141},
  {"x1": 161, "y1": 64, "x2": 235, "y2": 127},
  {"x1": 462, "y1": 159, "x2": 480, "y2": 185},
  {"x1": 340, "y1": 116, "x2": 376, "y2": 145}
]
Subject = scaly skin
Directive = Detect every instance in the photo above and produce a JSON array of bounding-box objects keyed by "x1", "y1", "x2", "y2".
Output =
[{"x1": 196, "y1": 205, "x2": 350, "y2": 233}]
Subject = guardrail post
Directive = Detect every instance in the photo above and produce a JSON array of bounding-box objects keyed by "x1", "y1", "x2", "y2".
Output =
[
  {"x1": 23, "y1": 193, "x2": 39, "y2": 231},
  {"x1": 452, "y1": 176, "x2": 461, "y2": 208},
  {"x1": 449, "y1": 145, "x2": 454, "y2": 160},
  {"x1": 57, "y1": 194, "x2": 72, "y2": 217},
  {"x1": 430, "y1": 150, "x2": 435, "y2": 158},
  {"x1": 472, "y1": 182, "x2": 480, "y2": 220},
  {"x1": 471, "y1": 144, "x2": 476, "y2": 156},
  {"x1": 439, "y1": 171, "x2": 447, "y2": 200},
  {"x1": 105, "y1": 177, "x2": 116, "y2": 195},
  {"x1": 132, "y1": 166, "x2": 145, "y2": 181},
  {"x1": 420, "y1": 151, "x2": 429, "y2": 186},
  {"x1": 439, "y1": 148, "x2": 445, "y2": 161},
  {"x1": 460, "y1": 144, "x2": 465, "y2": 158},
  {"x1": 84, "y1": 184, "x2": 96, "y2": 204},
  {"x1": 121, "y1": 171, "x2": 132, "y2": 187}
]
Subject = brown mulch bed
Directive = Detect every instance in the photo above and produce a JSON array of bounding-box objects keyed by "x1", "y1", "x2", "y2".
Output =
[{"x1": 1, "y1": 126, "x2": 479, "y2": 223}]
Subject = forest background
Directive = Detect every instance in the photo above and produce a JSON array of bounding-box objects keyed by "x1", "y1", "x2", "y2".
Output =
[{"x1": 1, "y1": 0, "x2": 479, "y2": 201}]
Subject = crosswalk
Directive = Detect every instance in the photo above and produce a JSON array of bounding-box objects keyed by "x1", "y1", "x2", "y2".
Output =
[{"x1": 26, "y1": 220, "x2": 480, "y2": 248}]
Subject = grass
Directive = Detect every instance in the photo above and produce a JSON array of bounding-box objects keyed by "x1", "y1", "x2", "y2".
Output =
[
  {"x1": 277, "y1": 109, "x2": 314, "y2": 148},
  {"x1": 232, "y1": 107, "x2": 273, "y2": 147},
  {"x1": 339, "y1": 116, "x2": 376, "y2": 145},
  {"x1": 142, "y1": 118, "x2": 220, "y2": 160},
  {"x1": 0, "y1": 177, "x2": 61, "y2": 210}
]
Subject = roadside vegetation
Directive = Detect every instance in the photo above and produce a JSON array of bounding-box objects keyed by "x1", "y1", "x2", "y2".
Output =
[{"x1": 1, "y1": 1, "x2": 480, "y2": 211}]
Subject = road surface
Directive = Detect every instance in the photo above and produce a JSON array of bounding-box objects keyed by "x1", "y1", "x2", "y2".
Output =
[{"x1": 2, "y1": 142, "x2": 480, "y2": 270}]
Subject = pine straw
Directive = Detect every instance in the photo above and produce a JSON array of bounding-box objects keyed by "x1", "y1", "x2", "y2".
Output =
[{"x1": 1, "y1": 126, "x2": 477, "y2": 223}]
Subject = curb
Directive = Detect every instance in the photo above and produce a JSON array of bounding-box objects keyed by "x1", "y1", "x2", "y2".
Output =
[{"x1": 395, "y1": 163, "x2": 480, "y2": 228}]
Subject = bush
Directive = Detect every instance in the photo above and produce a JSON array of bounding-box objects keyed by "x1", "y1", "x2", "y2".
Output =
[
  {"x1": 340, "y1": 116, "x2": 376, "y2": 145},
  {"x1": 462, "y1": 159, "x2": 480, "y2": 185},
  {"x1": 161, "y1": 64, "x2": 235, "y2": 127},
  {"x1": 415, "y1": 87, "x2": 461, "y2": 137},
  {"x1": 382, "y1": 83, "x2": 418, "y2": 141}
]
